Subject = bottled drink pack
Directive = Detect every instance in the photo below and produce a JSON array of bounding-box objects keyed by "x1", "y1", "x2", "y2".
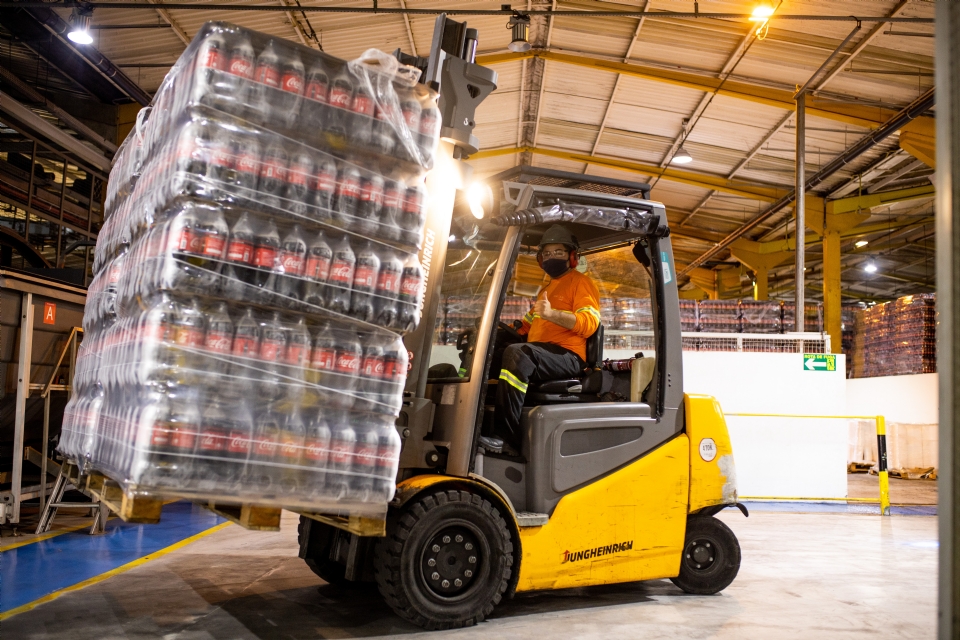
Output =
[{"x1": 60, "y1": 22, "x2": 435, "y2": 514}]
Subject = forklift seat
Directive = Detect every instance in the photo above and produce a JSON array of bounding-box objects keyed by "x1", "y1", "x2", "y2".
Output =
[{"x1": 525, "y1": 325, "x2": 604, "y2": 404}]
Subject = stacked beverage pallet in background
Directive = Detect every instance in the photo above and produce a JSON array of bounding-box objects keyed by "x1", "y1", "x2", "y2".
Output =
[
  {"x1": 739, "y1": 300, "x2": 781, "y2": 334},
  {"x1": 697, "y1": 300, "x2": 740, "y2": 333},
  {"x1": 847, "y1": 294, "x2": 936, "y2": 378},
  {"x1": 59, "y1": 21, "x2": 440, "y2": 519},
  {"x1": 678, "y1": 299, "x2": 698, "y2": 333}
]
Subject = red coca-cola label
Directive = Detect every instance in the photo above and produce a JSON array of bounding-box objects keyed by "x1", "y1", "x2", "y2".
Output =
[
  {"x1": 330, "y1": 442, "x2": 352, "y2": 466},
  {"x1": 279, "y1": 437, "x2": 301, "y2": 459},
  {"x1": 281, "y1": 72, "x2": 303, "y2": 94},
  {"x1": 150, "y1": 426, "x2": 170, "y2": 447},
  {"x1": 419, "y1": 109, "x2": 439, "y2": 135},
  {"x1": 360, "y1": 181, "x2": 384, "y2": 205},
  {"x1": 279, "y1": 251, "x2": 305, "y2": 276},
  {"x1": 255, "y1": 435, "x2": 278, "y2": 457},
  {"x1": 377, "y1": 270, "x2": 401, "y2": 295},
  {"x1": 227, "y1": 430, "x2": 252, "y2": 454},
  {"x1": 178, "y1": 227, "x2": 202, "y2": 254},
  {"x1": 352, "y1": 93, "x2": 375, "y2": 116},
  {"x1": 175, "y1": 326, "x2": 205, "y2": 348},
  {"x1": 400, "y1": 274, "x2": 421, "y2": 298},
  {"x1": 199, "y1": 427, "x2": 227, "y2": 452},
  {"x1": 404, "y1": 190, "x2": 424, "y2": 213},
  {"x1": 202, "y1": 46, "x2": 226, "y2": 70},
  {"x1": 260, "y1": 338, "x2": 284, "y2": 362},
  {"x1": 288, "y1": 162, "x2": 310, "y2": 187},
  {"x1": 304, "y1": 438, "x2": 328, "y2": 462},
  {"x1": 169, "y1": 425, "x2": 197, "y2": 451},
  {"x1": 205, "y1": 330, "x2": 233, "y2": 354},
  {"x1": 329, "y1": 259, "x2": 354, "y2": 285},
  {"x1": 376, "y1": 102, "x2": 397, "y2": 122},
  {"x1": 383, "y1": 187, "x2": 403, "y2": 209},
  {"x1": 329, "y1": 87, "x2": 351, "y2": 108},
  {"x1": 305, "y1": 80, "x2": 327, "y2": 102},
  {"x1": 226, "y1": 239, "x2": 253, "y2": 264},
  {"x1": 362, "y1": 355, "x2": 385, "y2": 378},
  {"x1": 401, "y1": 103, "x2": 421, "y2": 129},
  {"x1": 355, "y1": 443, "x2": 377, "y2": 469},
  {"x1": 211, "y1": 144, "x2": 233, "y2": 168},
  {"x1": 383, "y1": 357, "x2": 403, "y2": 382},
  {"x1": 305, "y1": 255, "x2": 331, "y2": 281},
  {"x1": 311, "y1": 346, "x2": 336, "y2": 370},
  {"x1": 254, "y1": 64, "x2": 280, "y2": 87},
  {"x1": 232, "y1": 335, "x2": 258, "y2": 356},
  {"x1": 259, "y1": 158, "x2": 287, "y2": 182},
  {"x1": 315, "y1": 169, "x2": 336, "y2": 194},
  {"x1": 335, "y1": 352, "x2": 360, "y2": 374},
  {"x1": 229, "y1": 56, "x2": 254, "y2": 78},
  {"x1": 285, "y1": 343, "x2": 307, "y2": 365},
  {"x1": 202, "y1": 233, "x2": 226, "y2": 257},
  {"x1": 353, "y1": 265, "x2": 375, "y2": 289},
  {"x1": 235, "y1": 151, "x2": 259, "y2": 176},
  {"x1": 337, "y1": 177, "x2": 360, "y2": 200},
  {"x1": 253, "y1": 246, "x2": 277, "y2": 269}
]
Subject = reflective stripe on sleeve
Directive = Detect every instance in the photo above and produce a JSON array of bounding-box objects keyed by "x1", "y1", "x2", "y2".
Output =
[
  {"x1": 499, "y1": 369, "x2": 529, "y2": 393},
  {"x1": 576, "y1": 306, "x2": 602, "y2": 322}
]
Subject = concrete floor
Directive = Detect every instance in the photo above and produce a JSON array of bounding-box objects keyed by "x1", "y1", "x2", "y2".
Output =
[
  {"x1": 5, "y1": 509, "x2": 936, "y2": 639},
  {"x1": 847, "y1": 473, "x2": 937, "y2": 504}
]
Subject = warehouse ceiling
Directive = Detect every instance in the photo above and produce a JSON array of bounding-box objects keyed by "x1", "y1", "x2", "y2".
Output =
[{"x1": 0, "y1": 0, "x2": 937, "y2": 302}]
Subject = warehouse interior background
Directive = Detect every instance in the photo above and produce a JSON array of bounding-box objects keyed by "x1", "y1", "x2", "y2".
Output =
[{"x1": 0, "y1": 0, "x2": 957, "y2": 637}]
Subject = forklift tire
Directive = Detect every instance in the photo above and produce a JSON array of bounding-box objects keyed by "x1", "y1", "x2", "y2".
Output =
[
  {"x1": 297, "y1": 516, "x2": 351, "y2": 587},
  {"x1": 374, "y1": 489, "x2": 514, "y2": 630},
  {"x1": 671, "y1": 516, "x2": 741, "y2": 595}
]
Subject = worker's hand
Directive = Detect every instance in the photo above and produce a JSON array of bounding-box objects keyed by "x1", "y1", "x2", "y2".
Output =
[{"x1": 533, "y1": 296, "x2": 552, "y2": 320}]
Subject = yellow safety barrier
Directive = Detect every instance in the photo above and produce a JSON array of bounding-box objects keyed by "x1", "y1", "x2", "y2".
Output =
[{"x1": 724, "y1": 413, "x2": 891, "y2": 516}]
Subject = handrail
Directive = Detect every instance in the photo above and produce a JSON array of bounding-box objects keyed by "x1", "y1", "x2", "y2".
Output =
[{"x1": 724, "y1": 412, "x2": 891, "y2": 515}]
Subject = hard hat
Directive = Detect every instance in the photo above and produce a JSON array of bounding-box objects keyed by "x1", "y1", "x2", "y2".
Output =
[{"x1": 538, "y1": 224, "x2": 579, "y2": 251}]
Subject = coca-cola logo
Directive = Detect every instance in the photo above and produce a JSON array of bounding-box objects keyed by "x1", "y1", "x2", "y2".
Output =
[
  {"x1": 228, "y1": 435, "x2": 250, "y2": 453},
  {"x1": 336, "y1": 353, "x2": 360, "y2": 372},
  {"x1": 305, "y1": 443, "x2": 326, "y2": 459},
  {"x1": 354, "y1": 266, "x2": 374, "y2": 287},
  {"x1": 281, "y1": 441, "x2": 299, "y2": 457},
  {"x1": 229, "y1": 58, "x2": 253, "y2": 77},
  {"x1": 329, "y1": 88, "x2": 351, "y2": 108},
  {"x1": 236, "y1": 155, "x2": 258, "y2": 173},
  {"x1": 257, "y1": 439, "x2": 277, "y2": 453},
  {"x1": 330, "y1": 262, "x2": 353, "y2": 282},
  {"x1": 338, "y1": 179, "x2": 360, "y2": 198},
  {"x1": 330, "y1": 445, "x2": 352, "y2": 464},
  {"x1": 352, "y1": 94, "x2": 374, "y2": 116},
  {"x1": 280, "y1": 253, "x2": 305, "y2": 274},
  {"x1": 281, "y1": 73, "x2": 304, "y2": 94},
  {"x1": 401, "y1": 276, "x2": 421, "y2": 296},
  {"x1": 288, "y1": 166, "x2": 310, "y2": 186},
  {"x1": 206, "y1": 333, "x2": 232, "y2": 353}
]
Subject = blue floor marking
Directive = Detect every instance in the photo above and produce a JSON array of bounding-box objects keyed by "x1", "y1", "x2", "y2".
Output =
[
  {"x1": 742, "y1": 500, "x2": 937, "y2": 516},
  {"x1": 0, "y1": 501, "x2": 225, "y2": 613}
]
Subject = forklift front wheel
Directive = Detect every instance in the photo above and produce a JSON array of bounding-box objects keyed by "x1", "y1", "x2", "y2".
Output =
[
  {"x1": 671, "y1": 516, "x2": 741, "y2": 595},
  {"x1": 374, "y1": 489, "x2": 514, "y2": 630}
]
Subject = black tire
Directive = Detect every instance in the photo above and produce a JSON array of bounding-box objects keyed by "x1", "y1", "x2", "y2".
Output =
[
  {"x1": 671, "y1": 516, "x2": 741, "y2": 595},
  {"x1": 297, "y1": 516, "x2": 351, "y2": 587},
  {"x1": 374, "y1": 489, "x2": 514, "y2": 630}
]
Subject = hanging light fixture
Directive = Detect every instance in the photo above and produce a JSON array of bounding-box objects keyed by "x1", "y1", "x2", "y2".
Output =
[
  {"x1": 508, "y1": 14, "x2": 531, "y2": 53},
  {"x1": 864, "y1": 261, "x2": 878, "y2": 273},
  {"x1": 671, "y1": 118, "x2": 694, "y2": 164},
  {"x1": 855, "y1": 240, "x2": 868, "y2": 248},
  {"x1": 68, "y1": 5, "x2": 94, "y2": 45}
]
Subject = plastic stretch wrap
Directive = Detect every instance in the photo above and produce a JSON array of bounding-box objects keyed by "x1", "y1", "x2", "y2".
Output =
[
  {"x1": 848, "y1": 293, "x2": 936, "y2": 378},
  {"x1": 493, "y1": 203, "x2": 659, "y2": 234},
  {"x1": 60, "y1": 21, "x2": 438, "y2": 513}
]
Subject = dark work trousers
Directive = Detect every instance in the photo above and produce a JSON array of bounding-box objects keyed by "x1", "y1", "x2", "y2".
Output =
[{"x1": 495, "y1": 342, "x2": 585, "y2": 450}]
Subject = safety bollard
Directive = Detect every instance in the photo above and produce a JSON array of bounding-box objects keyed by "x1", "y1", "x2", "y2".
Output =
[{"x1": 876, "y1": 415, "x2": 890, "y2": 516}]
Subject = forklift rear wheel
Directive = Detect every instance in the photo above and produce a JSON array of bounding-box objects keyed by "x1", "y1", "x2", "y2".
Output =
[
  {"x1": 374, "y1": 489, "x2": 514, "y2": 630},
  {"x1": 671, "y1": 516, "x2": 741, "y2": 595}
]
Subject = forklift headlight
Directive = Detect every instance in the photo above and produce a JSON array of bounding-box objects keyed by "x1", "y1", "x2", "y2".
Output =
[{"x1": 467, "y1": 182, "x2": 493, "y2": 220}]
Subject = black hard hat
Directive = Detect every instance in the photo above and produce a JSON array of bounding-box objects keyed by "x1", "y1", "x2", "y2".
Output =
[{"x1": 538, "y1": 224, "x2": 579, "y2": 251}]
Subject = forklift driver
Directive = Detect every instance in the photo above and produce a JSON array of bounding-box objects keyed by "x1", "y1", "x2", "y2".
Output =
[{"x1": 480, "y1": 225, "x2": 601, "y2": 457}]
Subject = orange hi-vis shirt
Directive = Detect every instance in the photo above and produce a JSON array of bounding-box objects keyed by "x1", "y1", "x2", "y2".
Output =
[{"x1": 518, "y1": 269, "x2": 602, "y2": 361}]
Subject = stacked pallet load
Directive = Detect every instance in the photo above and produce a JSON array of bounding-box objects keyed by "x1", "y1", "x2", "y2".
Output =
[
  {"x1": 678, "y1": 299, "x2": 698, "y2": 332},
  {"x1": 739, "y1": 300, "x2": 781, "y2": 333},
  {"x1": 850, "y1": 294, "x2": 936, "y2": 378},
  {"x1": 697, "y1": 300, "x2": 739, "y2": 333},
  {"x1": 59, "y1": 22, "x2": 439, "y2": 523}
]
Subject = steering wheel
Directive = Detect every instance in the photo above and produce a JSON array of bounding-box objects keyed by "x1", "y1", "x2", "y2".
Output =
[{"x1": 497, "y1": 320, "x2": 523, "y2": 341}]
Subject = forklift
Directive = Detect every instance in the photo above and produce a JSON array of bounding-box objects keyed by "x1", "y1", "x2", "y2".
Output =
[{"x1": 298, "y1": 15, "x2": 746, "y2": 630}]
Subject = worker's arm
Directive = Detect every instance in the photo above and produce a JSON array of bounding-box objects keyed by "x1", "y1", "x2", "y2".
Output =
[
  {"x1": 533, "y1": 296, "x2": 577, "y2": 330},
  {"x1": 517, "y1": 309, "x2": 533, "y2": 336},
  {"x1": 568, "y1": 278, "x2": 601, "y2": 338}
]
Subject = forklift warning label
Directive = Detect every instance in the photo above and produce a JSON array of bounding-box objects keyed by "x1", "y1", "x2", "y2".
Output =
[{"x1": 562, "y1": 540, "x2": 634, "y2": 564}]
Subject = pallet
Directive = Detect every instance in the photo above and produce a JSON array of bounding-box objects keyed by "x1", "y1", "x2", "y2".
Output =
[
  {"x1": 200, "y1": 501, "x2": 282, "y2": 531},
  {"x1": 84, "y1": 471, "x2": 163, "y2": 524},
  {"x1": 298, "y1": 510, "x2": 386, "y2": 537}
]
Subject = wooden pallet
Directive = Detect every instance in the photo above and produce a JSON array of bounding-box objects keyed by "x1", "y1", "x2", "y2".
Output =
[{"x1": 200, "y1": 501, "x2": 282, "y2": 531}]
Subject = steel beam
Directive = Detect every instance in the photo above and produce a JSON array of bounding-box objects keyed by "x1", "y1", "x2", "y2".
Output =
[
  {"x1": 795, "y1": 93, "x2": 806, "y2": 331},
  {"x1": 146, "y1": 0, "x2": 190, "y2": 45}
]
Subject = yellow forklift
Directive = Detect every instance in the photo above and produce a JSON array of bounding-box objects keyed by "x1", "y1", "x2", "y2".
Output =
[{"x1": 299, "y1": 15, "x2": 746, "y2": 630}]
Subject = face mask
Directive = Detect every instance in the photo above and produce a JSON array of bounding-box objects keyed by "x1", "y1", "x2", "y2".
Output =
[{"x1": 542, "y1": 258, "x2": 570, "y2": 278}]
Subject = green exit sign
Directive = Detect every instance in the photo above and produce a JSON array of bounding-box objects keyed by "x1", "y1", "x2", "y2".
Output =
[{"x1": 804, "y1": 354, "x2": 837, "y2": 371}]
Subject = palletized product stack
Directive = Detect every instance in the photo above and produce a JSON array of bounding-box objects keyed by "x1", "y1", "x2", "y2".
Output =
[
  {"x1": 678, "y1": 300, "x2": 698, "y2": 332},
  {"x1": 58, "y1": 22, "x2": 440, "y2": 513},
  {"x1": 849, "y1": 294, "x2": 936, "y2": 378},
  {"x1": 739, "y1": 300, "x2": 781, "y2": 333},
  {"x1": 697, "y1": 300, "x2": 740, "y2": 333}
]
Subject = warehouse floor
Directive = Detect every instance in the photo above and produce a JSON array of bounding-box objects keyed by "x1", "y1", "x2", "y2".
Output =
[{"x1": 3, "y1": 508, "x2": 936, "y2": 639}]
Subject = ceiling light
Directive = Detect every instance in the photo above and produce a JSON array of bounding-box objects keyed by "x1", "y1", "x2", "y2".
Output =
[
  {"x1": 672, "y1": 146, "x2": 693, "y2": 164},
  {"x1": 508, "y1": 14, "x2": 531, "y2": 53},
  {"x1": 855, "y1": 240, "x2": 868, "y2": 248},
  {"x1": 68, "y1": 6, "x2": 94, "y2": 45},
  {"x1": 466, "y1": 181, "x2": 492, "y2": 219},
  {"x1": 750, "y1": 5, "x2": 775, "y2": 21},
  {"x1": 864, "y1": 261, "x2": 878, "y2": 273}
]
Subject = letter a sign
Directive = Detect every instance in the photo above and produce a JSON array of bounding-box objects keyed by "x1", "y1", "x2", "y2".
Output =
[{"x1": 42, "y1": 302, "x2": 56, "y2": 325}]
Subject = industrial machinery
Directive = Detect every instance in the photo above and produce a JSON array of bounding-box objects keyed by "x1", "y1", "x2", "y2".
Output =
[{"x1": 298, "y1": 15, "x2": 746, "y2": 630}]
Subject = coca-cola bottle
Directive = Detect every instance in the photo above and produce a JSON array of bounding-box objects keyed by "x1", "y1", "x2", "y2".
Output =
[
  {"x1": 147, "y1": 388, "x2": 201, "y2": 487},
  {"x1": 195, "y1": 391, "x2": 232, "y2": 490},
  {"x1": 352, "y1": 420, "x2": 379, "y2": 500},
  {"x1": 204, "y1": 302, "x2": 234, "y2": 357},
  {"x1": 358, "y1": 339, "x2": 385, "y2": 412},
  {"x1": 312, "y1": 159, "x2": 338, "y2": 218},
  {"x1": 220, "y1": 212, "x2": 256, "y2": 298},
  {"x1": 285, "y1": 316, "x2": 311, "y2": 391},
  {"x1": 379, "y1": 180, "x2": 404, "y2": 242},
  {"x1": 223, "y1": 397, "x2": 254, "y2": 489},
  {"x1": 249, "y1": 403, "x2": 282, "y2": 492},
  {"x1": 310, "y1": 325, "x2": 337, "y2": 374},
  {"x1": 275, "y1": 225, "x2": 307, "y2": 303},
  {"x1": 225, "y1": 35, "x2": 255, "y2": 103},
  {"x1": 332, "y1": 333, "x2": 361, "y2": 409},
  {"x1": 302, "y1": 65, "x2": 330, "y2": 134},
  {"x1": 247, "y1": 40, "x2": 281, "y2": 124},
  {"x1": 258, "y1": 141, "x2": 289, "y2": 209},
  {"x1": 374, "y1": 251, "x2": 402, "y2": 327},
  {"x1": 326, "y1": 236, "x2": 355, "y2": 315},
  {"x1": 275, "y1": 408, "x2": 305, "y2": 494},
  {"x1": 193, "y1": 203, "x2": 229, "y2": 289},
  {"x1": 418, "y1": 102, "x2": 441, "y2": 168},
  {"x1": 231, "y1": 132, "x2": 261, "y2": 200},
  {"x1": 251, "y1": 218, "x2": 280, "y2": 297},
  {"x1": 230, "y1": 308, "x2": 260, "y2": 392},
  {"x1": 334, "y1": 166, "x2": 361, "y2": 230},
  {"x1": 397, "y1": 89, "x2": 422, "y2": 161},
  {"x1": 302, "y1": 410, "x2": 331, "y2": 495},
  {"x1": 193, "y1": 31, "x2": 228, "y2": 107},
  {"x1": 382, "y1": 336, "x2": 408, "y2": 414},
  {"x1": 173, "y1": 121, "x2": 210, "y2": 197},
  {"x1": 258, "y1": 312, "x2": 287, "y2": 400},
  {"x1": 357, "y1": 174, "x2": 384, "y2": 236},
  {"x1": 304, "y1": 66, "x2": 329, "y2": 103},
  {"x1": 327, "y1": 415, "x2": 356, "y2": 499},
  {"x1": 398, "y1": 252, "x2": 423, "y2": 331},
  {"x1": 303, "y1": 231, "x2": 332, "y2": 308},
  {"x1": 208, "y1": 129, "x2": 235, "y2": 197},
  {"x1": 400, "y1": 184, "x2": 426, "y2": 247},
  {"x1": 349, "y1": 79, "x2": 374, "y2": 148},
  {"x1": 172, "y1": 298, "x2": 207, "y2": 374},
  {"x1": 373, "y1": 417, "x2": 402, "y2": 499},
  {"x1": 350, "y1": 242, "x2": 380, "y2": 322},
  {"x1": 327, "y1": 67, "x2": 353, "y2": 139},
  {"x1": 286, "y1": 150, "x2": 313, "y2": 216},
  {"x1": 278, "y1": 51, "x2": 305, "y2": 126},
  {"x1": 372, "y1": 99, "x2": 397, "y2": 156}
]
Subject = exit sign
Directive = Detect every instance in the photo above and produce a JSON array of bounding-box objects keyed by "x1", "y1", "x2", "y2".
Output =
[{"x1": 803, "y1": 354, "x2": 836, "y2": 371}]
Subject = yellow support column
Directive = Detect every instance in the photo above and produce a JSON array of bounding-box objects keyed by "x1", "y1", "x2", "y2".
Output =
[{"x1": 822, "y1": 230, "x2": 842, "y2": 354}]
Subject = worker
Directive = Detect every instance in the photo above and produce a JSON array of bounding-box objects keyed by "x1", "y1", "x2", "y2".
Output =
[{"x1": 481, "y1": 224, "x2": 601, "y2": 456}]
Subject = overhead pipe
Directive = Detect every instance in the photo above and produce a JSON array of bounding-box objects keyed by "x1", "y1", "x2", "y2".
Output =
[
  {"x1": 26, "y1": 6, "x2": 153, "y2": 106},
  {"x1": 678, "y1": 86, "x2": 935, "y2": 278}
]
